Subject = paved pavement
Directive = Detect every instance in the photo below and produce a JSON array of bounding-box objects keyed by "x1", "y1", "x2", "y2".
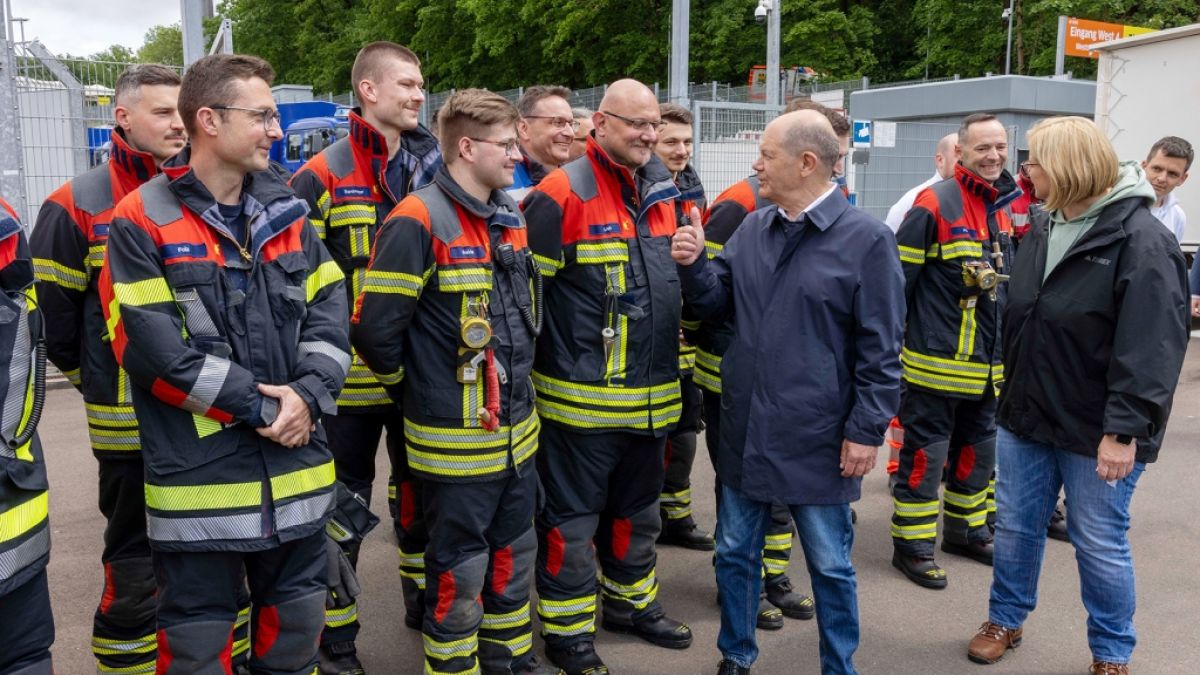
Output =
[{"x1": 38, "y1": 346, "x2": 1200, "y2": 674}]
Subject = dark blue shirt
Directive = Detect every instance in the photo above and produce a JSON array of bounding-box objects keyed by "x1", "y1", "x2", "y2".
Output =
[
  {"x1": 678, "y1": 188, "x2": 905, "y2": 505},
  {"x1": 217, "y1": 201, "x2": 249, "y2": 293}
]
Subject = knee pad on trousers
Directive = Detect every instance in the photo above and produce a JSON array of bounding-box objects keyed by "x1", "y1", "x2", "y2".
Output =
[
  {"x1": 539, "y1": 514, "x2": 600, "y2": 588},
  {"x1": 158, "y1": 620, "x2": 235, "y2": 675},
  {"x1": 605, "y1": 502, "x2": 659, "y2": 572},
  {"x1": 951, "y1": 435, "x2": 997, "y2": 491},
  {"x1": 490, "y1": 527, "x2": 535, "y2": 604},
  {"x1": 96, "y1": 556, "x2": 157, "y2": 629},
  {"x1": 428, "y1": 551, "x2": 488, "y2": 634},
  {"x1": 899, "y1": 439, "x2": 951, "y2": 499},
  {"x1": 252, "y1": 591, "x2": 325, "y2": 673}
]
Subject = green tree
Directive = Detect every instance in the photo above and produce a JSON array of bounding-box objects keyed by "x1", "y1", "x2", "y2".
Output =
[{"x1": 137, "y1": 24, "x2": 184, "y2": 66}]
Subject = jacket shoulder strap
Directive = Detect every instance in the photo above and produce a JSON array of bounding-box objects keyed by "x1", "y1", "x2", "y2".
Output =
[
  {"x1": 323, "y1": 139, "x2": 356, "y2": 180},
  {"x1": 563, "y1": 159, "x2": 599, "y2": 202},
  {"x1": 140, "y1": 176, "x2": 184, "y2": 227},
  {"x1": 415, "y1": 185, "x2": 463, "y2": 245},
  {"x1": 71, "y1": 166, "x2": 115, "y2": 216}
]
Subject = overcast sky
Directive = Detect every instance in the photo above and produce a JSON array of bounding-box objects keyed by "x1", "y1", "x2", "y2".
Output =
[{"x1": 10, "y1": 0, "x2": 182, "y2": 57}]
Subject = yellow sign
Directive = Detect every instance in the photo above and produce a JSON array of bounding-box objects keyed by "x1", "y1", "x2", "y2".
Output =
[{"x1": 1064, "y1": 17, "x2": 1156, "y2": 58}]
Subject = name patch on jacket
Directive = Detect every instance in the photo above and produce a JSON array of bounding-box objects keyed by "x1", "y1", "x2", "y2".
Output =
[
  {"x1": 949, "y1": 226, "x2": 975, "y2": 238},
  {"x1": 92, "y1": 223, "x2": 110, "y2": 239},
  {"x1": 159, "y1": 242, "x2": 208, "y2": 261},
  {"x1": 450, "y1": 246, "x2": 486, "y2": 260},
  {"x1": 588, "y1": 222, "x2": 621, "y2": 236},
  {"x1": 335, "y1": 186, "x2": 375, "y2": 200}
]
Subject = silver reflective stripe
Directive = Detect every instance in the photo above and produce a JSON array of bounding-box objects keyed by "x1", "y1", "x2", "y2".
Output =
[
  {"x1": 275, "y1": 490, "x2": 334, "y2": 531},
  {"x1": 0, "y1": 294, "x2": 31, "y2": 446},
  {"x1": 175, "y1": 289, "x2": 221, "y2": 338},
  {"x1": 147, "y1": 511, "x2": 261, "y2": 543},
  {"x1": 0, "y1": 527, "x2": 49, "y2": 582},
  {"x1": 298, "y1": 341, "x2": 351, "y2": 376},
  {"x1": 183, "y1": 355, "x2": 230, "y2": 415}
]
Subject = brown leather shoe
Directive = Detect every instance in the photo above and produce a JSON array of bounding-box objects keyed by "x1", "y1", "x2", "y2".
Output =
[
  {"x1": 1089, "y1": 662, "x2": 1129, "y2": 675},
  {"x1": 967, "y1": 621, "x2": 1022, "y2": 664}
]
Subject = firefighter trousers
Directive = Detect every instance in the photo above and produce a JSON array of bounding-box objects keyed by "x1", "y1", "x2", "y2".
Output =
[
  {"x1": 892, "y1": 387, "x2": 998, "y2": 557},
  {"x1": 320, "y1": 409, "x2": 427, "y2": 643},
  {"x1": 0, "y1": 569, "x2": 54, "y2": 674},
  {"x1": 702, "y1": 393, "x2": 794, "y2": 588},
  {"x1": 535, "y1": 423, "x2": 666, "y2": 647},
  {"x1": 96, "y1": 458, "x2": 252, "y2": 673},
  {"x1": 661, "y1": 374, "x2": 704, "y2": 525},
  {"x1": 152, "y1": 531, "x2": 327, "y2": 675},
  {"x1": 421, "y1": 466, "x2": 538, "y2": 673}
]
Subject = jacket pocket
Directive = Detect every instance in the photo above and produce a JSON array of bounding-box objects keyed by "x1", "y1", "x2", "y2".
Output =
[
  {"x1": 419, "y1": 385, "x2": 471, "y2": 421},
  {"x1": 270, "y1": 253, "x2": 310, "y2": 327}
]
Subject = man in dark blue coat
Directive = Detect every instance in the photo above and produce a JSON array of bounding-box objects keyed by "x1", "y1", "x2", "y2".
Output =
[{"x1": 671, "y1": 110, "x2": 904, "y2": 675}]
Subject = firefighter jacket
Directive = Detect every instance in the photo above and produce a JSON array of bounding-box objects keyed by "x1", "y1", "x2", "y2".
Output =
[
  {"x1": 521, "y1": 137, "x2": 683, "y2": 436},
  {"x1": 506, "y1": 154, "x2": 551, "y2": 202},
  {"x1": 290, "y1": 109, "x2": 442, "y2": 413},
  {"x1": 30, "y1": 128, "x2": 160, "y2": 459},
  {"x1": 689, "y1": 176, "x2": 768, "y2": 395},
  {"x1": 895, "y1": 164, "x2": 1020, "y2": 400},
  {"x1": 99, "y1": 149, "x2": 350, "y2": 553},
  {"x1": 352, "y1": 168, "x2": 541, "y2": 483},
  {"x1": 674, "y1": 164, "x2": 707, "y2": 376},
  {"x1": 0, "y1": 200, "x2": 51, "y2": 596}
]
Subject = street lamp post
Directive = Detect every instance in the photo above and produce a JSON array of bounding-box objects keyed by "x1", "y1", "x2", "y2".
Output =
[
  {"x1": 1003, "y1": 0, "x2": 1015, "y2": 75},
  {"x1": 758, "y1": 0, "x2": 780, "y2": 106}
]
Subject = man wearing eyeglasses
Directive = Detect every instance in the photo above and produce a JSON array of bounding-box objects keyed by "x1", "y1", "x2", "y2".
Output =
[
  {"x1": 290, "y1": 41, "x2": 443, "y2": 673},
  {"x1": 522, "y1": 79, "x2": 693, "y2": 675},
  {"x1": 99, "y1": 54, "x2": 350, "y2": 674},
  {"x1": 508, "y1": 85, "x2": 576, "y2": 201},
  {"x1": 353, "y1": 88, "x2": 559, "y2": 675}
]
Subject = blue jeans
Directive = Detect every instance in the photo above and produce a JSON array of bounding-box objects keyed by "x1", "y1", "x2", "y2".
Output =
[
  {"x1": 715, "y1": 484, "x2": 858, "y2": 674},
  {"x1": 989, "y1": 427, "x2": 1144, "y2": 664}
]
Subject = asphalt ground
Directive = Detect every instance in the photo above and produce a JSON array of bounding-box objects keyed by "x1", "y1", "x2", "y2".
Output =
[{"x1": 38, "y1": 344, "x2": 1200, "y2": 674}]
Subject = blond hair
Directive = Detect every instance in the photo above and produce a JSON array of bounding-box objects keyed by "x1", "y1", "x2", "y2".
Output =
[
  {"x1": 1026, "y1": 116, "x2": 1118, "y2": 212},
  {"x1": 436, "y1": 89, "x2": 519, "y2": 164}
]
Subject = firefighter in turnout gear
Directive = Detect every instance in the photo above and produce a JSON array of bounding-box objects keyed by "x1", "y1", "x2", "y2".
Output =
[
  {"x1": 99, "y1": 55, "x2": 349, "y2": 674},
  {"x1": 521, "y1": 79, "x2": 693, "y2": 675},
  {"x1": 352, "y1": 89, "x2": 559, "y2": 675},
  {"x1": 891, "y1": 113, "x2": 1020, "y2": 589},
  {"x1": 289, "y1": 42, "x2": 442, "y2": 672},
  {"x1": 32, "y1": 64, "x2": 252, "y2": 674},
  {"x1": 652, "y1": 103, "x2": 713, "y2": 553},
  {"x1": 0, "y1": 198, "x2": 56, "y2": 674}
]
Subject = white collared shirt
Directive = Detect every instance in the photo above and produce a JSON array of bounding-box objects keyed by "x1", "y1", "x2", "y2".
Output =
[
  {"x1": 885, "y1": 173, "x2": 942, "y2": 233},
  {"x1": 1150, "y1": 191, "x2": 1187, "y2": 244},
  {"x1": 778, "y1": 182, "x2": 839, "y2": 223}
]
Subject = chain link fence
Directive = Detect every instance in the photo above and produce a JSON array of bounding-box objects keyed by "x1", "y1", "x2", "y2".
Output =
[{"x1": 690, "y1": 101, "x2": 782, "y2": 204}]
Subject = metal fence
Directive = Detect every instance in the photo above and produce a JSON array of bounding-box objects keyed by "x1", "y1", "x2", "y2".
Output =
[{"x1": 690, "y1": 101, "x2": 782, "y2": 204}]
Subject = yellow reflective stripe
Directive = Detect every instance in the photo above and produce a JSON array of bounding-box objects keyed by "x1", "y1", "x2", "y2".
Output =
[
  {"x1": 478, "y1": 633, "x2": 532, "y2": 657},
  {"x1": 328, "y1": 204, "x2": 375, "y2": 227},
  {"x1": 599, "y1": 571, "x2": 658, "y2": 609},
  {"x1": 91, "y1": 634, "x2": 157, "y2": 655},
  {"x1": 63, "y1": 368, "x2": 82, "y2": 387},
  {"x1": 893, "y1": 498, "x2": 940, "y2": 518},
  {"x1": 897, "y1": 245, "x2": 925, "y2": 265},
  {"x1": 927, "y1": 243, "x2": 940, "y2": 258},
  {"x1": 575, "y1": 240, "x2": 629, "y2": 264},
  {"x1": 899, "y1": 347, "x2": 990, "y2": 376},
  {"x1": 437, "y1": 266, "x2": 493, "y2": 293},
  {"x1": 538, "y1": 595, "x2": 597, "y2": 616},
  {"x1": 306, "y1": 260, "x2": 344, "y2": 302},
  {"x1": 533, "y1": 253, "x2": 562, "y2": 277},
  {"x1": 680, "y1": 318, "x2": 701, "y2": 331},
  {"x1": 145, "y1": 481, "x2": 260, "y2": 512},
  {"x1": 941, "y1": 240, "x2": 983, "y2": 259},
  {"x1": 0, "y1": 491, "x2": 48, "y2": 543},
  {"x1": 890, "y1": 522, "x2": 938, "y2": 539},
  {"x1": 270, "y1": 460, "x2": 336, "y2": 501},
  {"x1": 531, "y1": 372, "x2": 680, "y2": 404},
  {"x1": 325, "y1": 601, "x2": 358, "y2": 628},
  {"x1": 944, "y1": 510, "x2": 989, "y2": 526},
  {"x1": 901, "y1": 366, "x2": 988, "y2": 396},
  {"x1": 87, "y1": 244, "x2": 106, "y2": 270},
  {"x1": 957, "y1": 304, "x2": 977, "y2": 359},
  {"x1": 423, "y1": 634, "x2": 477, "y2": 659},
  {"x1": 480, "y1": 603, "x2": 531, "y2": 630},
  {"x1": 34, "y1": 258, "x2": 87, "y2": 291},
  {"x1": 704, "y1": 240, "x2": 724, "y2": 259},
  {"x1": 371, "y1": 366, "x2": 404, "y2": 386},
  {"x1": 114, "y1": 277, "x2": 173, "y2": 307},
  {"x1": 943, "y1": 489, "x2": 987, "y2": 509},
  {"x1": 362, "y1": 269, "x2": 425, "y2": 297}
]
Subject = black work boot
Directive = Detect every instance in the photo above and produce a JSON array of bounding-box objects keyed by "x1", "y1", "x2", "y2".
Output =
[
  {"x1": 318, "y1": 640, "x2": 365, "y2": 675},
  {"x1": 486, "y1": 655, "x2": 566, "y2": 674},
  {"x1": 764, "y1": 578, "x2": 815, "y2": 620},
  {"x1": 892, "y1": 550, "x2": 948, "y2": 589},
  {"x1": 602, "y1": 608, "x2": 693, "y2": 649},
  {"x1": 717, "y1": 659, "x2": 751, "y2": 674},
  {"x1": 658, "y1": 513, "x2": 715, "y2": 551},
  {"x1": 941, "y1": 538, "x2": 994, "y2": 566},
  {"x1": 545, "y1": 641, "x2": 609, "y2": 675},
  {"x1": 1047, "y1": 503, "x2": 1069, "y2": 542},
  {"x1": 756, "y1": 597, "x2": 784, "y2": 630}
]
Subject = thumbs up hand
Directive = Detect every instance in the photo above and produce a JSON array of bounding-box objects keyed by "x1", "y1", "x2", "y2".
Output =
[{"x1": 671, "y1": 206, "x2": 705, "y2": 266}]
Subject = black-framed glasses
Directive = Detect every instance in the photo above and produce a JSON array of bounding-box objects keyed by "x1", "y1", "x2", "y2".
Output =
[
  {"x1": 1020, "y1": 160, "x2": 1040, "y2": 170},
  {"x1": 599, "y1": 110, "x2": 666, "y2": 133},
  {"x1": 468, "y1": 137, "x2": 522, "y2": 155},
  {"x1": 210, "y1": 105, "x2": 282, "y2": 132},
  {"x1": 524, "y1": 115, "x2": 580, "y2": 132}
]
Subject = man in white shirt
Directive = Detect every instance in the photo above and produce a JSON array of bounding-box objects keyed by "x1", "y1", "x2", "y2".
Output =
[
  {"x1": 884, "y1": 133, "x2": 959, "y2": 232},
  {"x1": 1142, "y1": 135, "x2": 1191, "y2": 244}
]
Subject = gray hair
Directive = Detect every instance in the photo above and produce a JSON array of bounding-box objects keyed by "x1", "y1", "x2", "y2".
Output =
[
  {"x1": 571, "y1": 106, "x2": 592, "y2": 119},
  {"x1": 781, "y1": 122, "x2": 840, "y2": 172}
]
